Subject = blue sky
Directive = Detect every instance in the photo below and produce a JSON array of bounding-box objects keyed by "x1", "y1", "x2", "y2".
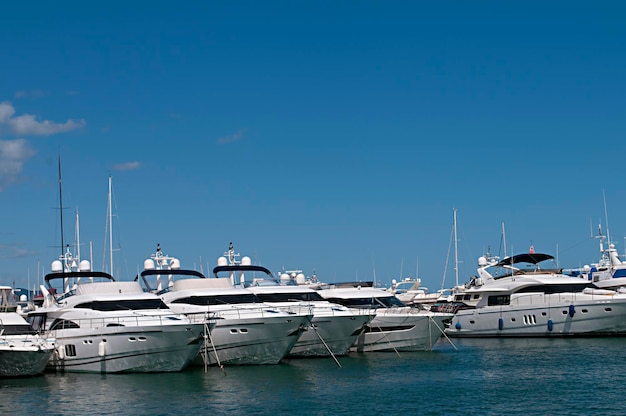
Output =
[{"x1": 1, "y1": 1, "x2": 625, "y2": 292}]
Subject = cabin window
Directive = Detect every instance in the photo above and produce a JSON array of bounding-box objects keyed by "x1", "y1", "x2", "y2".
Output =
[
  {"x1": 487, "y1": 295, "x2": 510, "y2": 306},
  {"x1": 0, "y1": 324, "x2": 37, "y2": 336},
  {"x1": 64, "y1": 345, "x2": 77, "y2": 357},
  {"x1": 50, "y1": 319, "x2": 80, "y2": 330},
  {"x1": 26, "y1": 314, "x2": 47, "y2": 332}
]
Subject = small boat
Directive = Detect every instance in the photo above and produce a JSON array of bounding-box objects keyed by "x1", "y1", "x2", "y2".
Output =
[
  {"x1": 136, "y1": 244, "x2": 311, "y2": 366},
  {"x1": 447, "y1": 249, "x2": 626, "y2": 337},
  {"x1": 312, "y1": 282, "x2": 454, "y2": 352},
  {"x1": 0, "y1": 286, "x2": 55, "y2": 377}
]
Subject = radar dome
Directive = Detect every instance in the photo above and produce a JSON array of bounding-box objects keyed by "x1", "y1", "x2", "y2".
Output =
[
  {"x1": 478, "y1": 256, "x2": 488, "y2": 267},
  {"x1": 217, "y1": 256, "x2": 228, "y2": 266},
  {"x1": 280, "y1": 273, "x2": 290, "y2": 280},
  {"x1": 144, "y1": 259, "x2": 155, "y2": 270},
  {"x1": 170, "y1": 258, "x2": 181, "y2": 269},
  {"x1": 79, "y1": 260, "x2": 91, "y2": 272},
  {"x1": 241, "y1": 256, "x2": 252, "y2": 266},
  {"x1": 51, "y1": 260, "x2": 63, "y2": 272},
  {"x1": 20, "y1": 294, "x2": 27, "y2": 302},
  {"x1": 296, "y1": 273, "x2": 305, "y2": 284},
  {"x1": 583, "y1": 264, "x2": 591, "y2": 272}
]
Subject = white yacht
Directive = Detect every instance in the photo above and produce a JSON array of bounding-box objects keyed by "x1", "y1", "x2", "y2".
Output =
[
  {"x1": 225, "y1": 261, "x2": 375, "y2": 358},
  {"x1": 566, "y1": 226, "x2": 626, "y2": 289},
  {"x1": 388, "y1": 277, "x2": 440, "y2": 307},
  {"x1": 447, "y1": 251, "x2": 626, "y2": 337},
  {"x1": 312, "y1": 282, "x2": 454, "y2": 352},
  {"x1": 136, "y1": 244, "x2": 311, "y2": 366},
  {"x1": 26, "y1": 255, "x2": 207, "y2": 373},
  {"x1": 0, "y1": 286, "x2": 55, "y2": 377}
]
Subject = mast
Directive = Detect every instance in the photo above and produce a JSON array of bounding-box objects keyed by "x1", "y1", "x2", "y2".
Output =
[
  {"x1": 75, "y1": 209, "x2": 81, "y2": 263},
  {"x1": 108, "y1": 175, "x2": 113, "y2": 275},
  {"x1": 453, "y1": 208, "x2": 459, "y2": 287},
  {"x1": 502, "y1": 221, "x2": 507, "y2": 258},
  {"x1": 58, "y1": 155, "x2": 65, "y2": 261},
  {"x1": 603, "y1": 189, "x2": 611, "y2": 248}
]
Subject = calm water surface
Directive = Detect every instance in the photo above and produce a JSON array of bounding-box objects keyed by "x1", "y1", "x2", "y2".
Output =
[{"x1": 2, "y1": 337, "x2": 626, "y2": 415}]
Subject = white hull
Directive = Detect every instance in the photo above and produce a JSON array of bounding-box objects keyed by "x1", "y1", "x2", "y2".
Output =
[
  {"x1": 353, "y1": 308, "x2": 451, "y2": 352},
  {"x1": 193, "y1": 314, "x2": 309, "y2": 366},
  {"x1": 47, "y1": 322, "x2": 204, "y2": 373},
  {"x1": 448, "y1": 293, "x2": 626, "y2": 337},
  {"x1": 288, "y1": 311, "x2": 372, "y2": 357}
]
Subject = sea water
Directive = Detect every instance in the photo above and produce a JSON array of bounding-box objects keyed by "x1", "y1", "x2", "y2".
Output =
[{"x1": 2, "y1": 337, "x2": 625, "y2": 415}]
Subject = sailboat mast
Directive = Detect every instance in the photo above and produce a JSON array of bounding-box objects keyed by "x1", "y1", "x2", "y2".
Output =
[
  {"x1": 453, "y1": 208, "x2": 459, "y2": 287},
  {"x1": 58, "y1": 155, "x2": 65, "y2": 260},
  {"x1": 75, "y1": 209, "x2": 81, "y2": 263},
  {"x1": 108, "y1": 175, "x2": 113, "y2": 275},
  {"x1": 502, "y1": 221, "x2": 507, "y2": 258}
]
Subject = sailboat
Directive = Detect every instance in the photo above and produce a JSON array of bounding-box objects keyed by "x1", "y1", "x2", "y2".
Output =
[{"x1": 429, "y1": 209, "x2": 467, "y2": 313}]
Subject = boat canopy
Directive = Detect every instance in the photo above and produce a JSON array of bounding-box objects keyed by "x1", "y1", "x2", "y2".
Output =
[
  {"x1": 496, "y1": 253, "x2": 554, "y2": 267},
  {"x1": 45, "y1": 271, "x2": 116, "y2": 286},
  {"x1": 212, "y1": 264, "x2": 273, "y2": 277}
]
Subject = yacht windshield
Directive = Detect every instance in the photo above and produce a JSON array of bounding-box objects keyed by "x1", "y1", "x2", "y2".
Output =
[
  {"x1": 254, "y1": 292, "x2": 325, "y2": 302},
  {"x1": 75, "y1": 299, "x2": 169, "y2": 311},
  {"x1": 171, "y1": 294, "x2": 259, "y2": 306},
  {"x1": 323, "y1": 296, "x2": 405, "y2": 309}
]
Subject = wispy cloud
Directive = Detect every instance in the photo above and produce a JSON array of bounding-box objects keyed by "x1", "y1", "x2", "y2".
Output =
[
  {"x1": 0, "y1": 243, "x2": 35, "y2": 259},
  {"x1": 14, "y1": 90, "x2": 46, "y2": 99},
  {"x1": 217, "y1": 129, "x2": 245, "y2": 145},
  {"x1": 0, "y1": 101, "x2": 85, "y2": 136},
  {"x1": 0, "y1": 139, "x2": 35, "y2": 191},
  {"x1": 112, "y1": 161, "x2": 141, "y2": 171}
]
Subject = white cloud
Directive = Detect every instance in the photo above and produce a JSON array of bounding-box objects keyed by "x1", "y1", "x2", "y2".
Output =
[
  {"x1": 112, "y1": 161, "x2": 141, "y2": 171},
  {"x1": 0, "y1": 101, "x2": 85, "y2": 136},
  {"x1": 0, "y1": 102, "x2": 15, "y2": 123},
  {"x1": 14, "y1": 90, "x2": 46, "y2": 99},
  {"x1": 217, "y1": 129, "x2": 245, "y2": 144},
  {"x1": 0, "y1": 139, "x2": 35, "y2": 191}
]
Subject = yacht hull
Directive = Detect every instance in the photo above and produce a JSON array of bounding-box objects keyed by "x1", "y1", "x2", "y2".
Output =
[
  {"x1": 47, "y1": 323, "x2": 205, "y2": 373},
  {"x1": 194, "y1": 314, "x2": 309, "y2": 366},
  {"x1": 448, "y1": 293, "x2": 626, "y2": 337},
  {"x1": 287, "y1": 310, "x2": 373, "y2": 357},
  {"x1": 354, "y1": 309, "x2": 452, "y2": 352}
]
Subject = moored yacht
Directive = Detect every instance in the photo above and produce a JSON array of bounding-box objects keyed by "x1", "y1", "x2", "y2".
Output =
[
  {"x1": 26, "y1": 253, "x2": 206, "y2": 373},
  {"x1": 218, "y1": 247, "x2": 375, "y2": 358},
  {"x1": 312, "y1": 282, "x2": 454, "y2": 352},
  {"x1": 0, "y1": 286, "x2": 55, "y2": 377},
  {"x1": 136, "y1": 244, "x2": 311, "y2": 366},
  {"x1": 447, "y1": 250, "x2": 626, "y2": 337},
  {"x1": 388, "y1": 277, "x2": 440, "y2": 307},
  {"x1": 566, "y1": 226, "x2": 626, "y2": 289}
]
